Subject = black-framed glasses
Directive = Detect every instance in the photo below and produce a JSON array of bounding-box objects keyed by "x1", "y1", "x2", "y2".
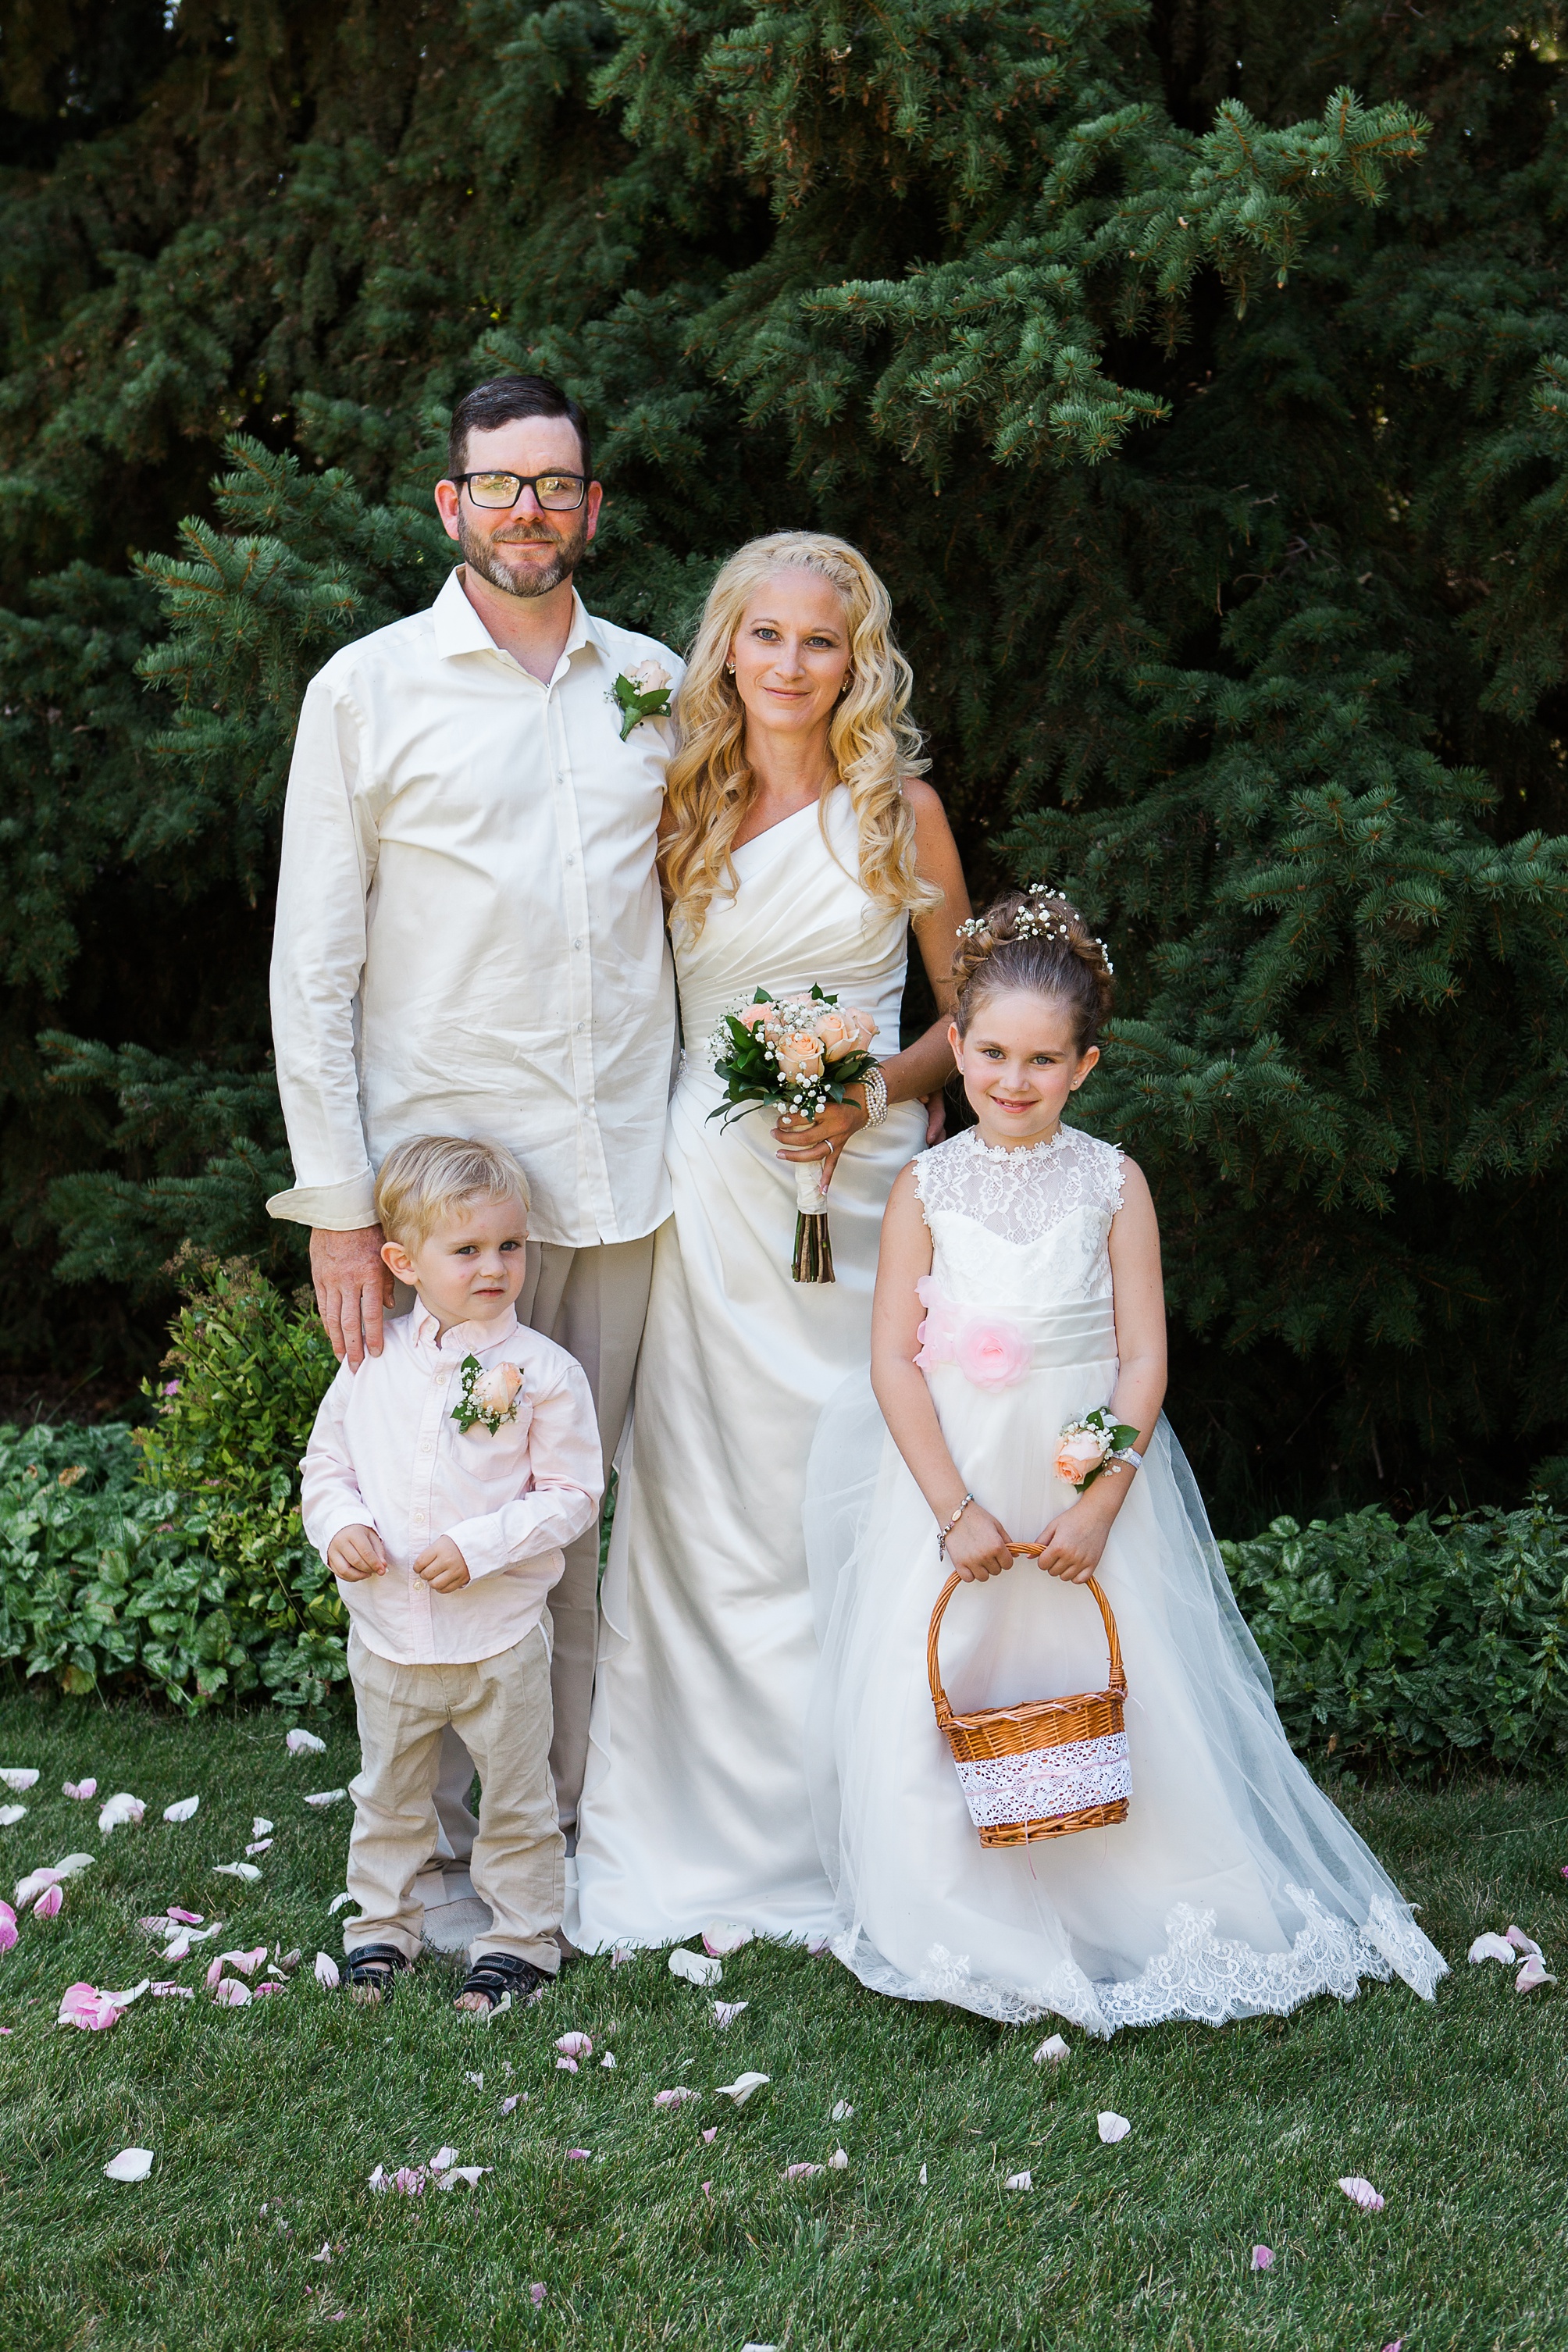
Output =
[{"x1": 448, "y1": 469, "x2": 588, "y2": 512}]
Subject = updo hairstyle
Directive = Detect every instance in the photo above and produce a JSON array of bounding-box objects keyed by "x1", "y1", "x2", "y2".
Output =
[{"x1": 951, "y1": 886, "x2": 1114, "y2": 1053}]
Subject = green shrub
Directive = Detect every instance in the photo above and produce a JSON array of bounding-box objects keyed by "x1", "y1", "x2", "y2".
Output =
[
  {"x1": 135, "y1": 1257, "x2": 344, "y2": 1709},
  {"x1": 0, "y1": 1260, "x2": 345, "y2": 1712},
  {"x1": 1221, "y1": 1502, "x2": 1568, "y2": 1770}
]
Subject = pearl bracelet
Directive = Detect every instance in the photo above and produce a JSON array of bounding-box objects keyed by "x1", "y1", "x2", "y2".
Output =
[{"x1": 860, "y1": 1064, "x2": 889, "y2": 1128}]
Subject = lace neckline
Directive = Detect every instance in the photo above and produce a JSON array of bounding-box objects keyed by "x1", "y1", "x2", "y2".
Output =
[{"x1": 964, "y1": 1124, "x2": 1072, "y2": 1168}]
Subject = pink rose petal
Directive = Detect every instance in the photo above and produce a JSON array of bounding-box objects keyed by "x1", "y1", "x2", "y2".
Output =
[
  {"x1": 213, "y1": 1979, "x2": 251, "y2": 2008},
  {"x1": 150, "y1": 1983, "x2": 194, "y2": 1998},
  {"x1": 313, "y1": 1953, "x2": 340, "y2": 1988},
  {"x1": 33, "y1": 1883, "x2": 62, "y2": 1919},
  {"x1": 654, "y1": 2087, "x2": 698, "y2": 2108},
  {"x1": 1337, "y1": 2175, "x2": 1384, "y2": 2211},
  {"x1": 784, "y1": 2162, "x2": 823, "y2": 2180},
  {"x1": 500, "y1": 2094, "x2": 522, "y2": 2114},
  {"x1": 702, "y1": 2126, "x2": 717, "y2": 2144},
  {"x1": 565, "y1": 2149, "x2": 591, "y2": 2161},
  {"x1": 555, "y1": 2056, "x2": 578, "y2": 2073},
  {"x1": 0, "y1": 1902, "x2": 16, "y2": 1955},
  {"x1": 1251, "y1": 2244, "x2": 1274, "y2": 2271},
  {"x1": 394, "y1": 2166, "x2": 426, "y2": 2195},
  {"x1": 529, "y1": 2284, "x2": 547, "y2": 2307},
  {"x1": 701, "y1": 1921, "x2": 754, "y2": 1958},
  {"x1": 1516, "y1": 1955, "x2": 1556, "y2": 1993},
  {"x1": 62, "y1": 1780, "x2": 97, "y2": 1801},
  {"x1": 555, "y1": 2030, "x2": 593, "y2": 2058},
  {"x1": 1506, "y1": 1924, "x2": 1544, "y2": 1961},
  {"x1": 167, "y1": 1907, "x2": 203, "y2": 1926},
  {"x1": 57, "y1": 1983, "x2": 123, "y2": 2031}
]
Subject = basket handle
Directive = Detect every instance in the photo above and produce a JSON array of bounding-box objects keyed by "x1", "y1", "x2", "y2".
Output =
[{"x1": 926, "y1": 1543, "x2": 1126, "y2": 1730}]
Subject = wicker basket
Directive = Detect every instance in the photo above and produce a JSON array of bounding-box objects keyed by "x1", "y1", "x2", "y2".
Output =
[{"x1": 927, "y1": 1543, "x2": 1131, "y2": 1848}]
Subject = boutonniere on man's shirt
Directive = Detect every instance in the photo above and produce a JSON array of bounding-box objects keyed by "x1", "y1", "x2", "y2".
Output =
[
  {"x1": 611, "y1": 659, "x2": 673, "y2": 741},
  {"x1": 451, "y1": 1357, "x2": 526, "y2": 1436}
]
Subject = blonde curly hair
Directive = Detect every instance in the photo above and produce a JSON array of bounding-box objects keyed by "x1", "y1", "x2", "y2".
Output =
[{"x1": 661, "y1": 531, "x2": 939, "y2": 936}]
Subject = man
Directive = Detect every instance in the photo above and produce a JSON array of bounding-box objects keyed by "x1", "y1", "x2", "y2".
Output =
[{"x1": 268, "y1": 375, "x2": 680, "y2": 1877}]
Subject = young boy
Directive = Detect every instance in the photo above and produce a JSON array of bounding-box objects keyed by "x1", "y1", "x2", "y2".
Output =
[{"x1": 301, "y1": 1134, "x2": 602, "y2": 2012}]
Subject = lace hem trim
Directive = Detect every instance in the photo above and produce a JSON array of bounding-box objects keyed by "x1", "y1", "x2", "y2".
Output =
[{"x1": 832, "y1": 1884, "x2": 1447, "y2": 2035}]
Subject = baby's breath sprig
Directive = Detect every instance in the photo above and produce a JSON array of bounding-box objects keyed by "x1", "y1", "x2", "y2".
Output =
[{"x1": 959, "y1": 884, "x2": 1114, "y2": 973}]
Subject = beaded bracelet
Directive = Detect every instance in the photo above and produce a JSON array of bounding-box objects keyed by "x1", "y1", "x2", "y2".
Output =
[
  {"x1": 938, "y1": 1492, "x2": 975, "y2": 1556},
  {"x1": 860, "y1": 1064, "x2": 889, "y2": 1128}
]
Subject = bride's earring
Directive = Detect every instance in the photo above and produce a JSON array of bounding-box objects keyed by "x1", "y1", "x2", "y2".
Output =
[
  {"x1": 725, "y1": 661, "x2": 736, "y2": 677},
  {"x1": 839, "y1": 672, "x2": 853, "y2": 695}
]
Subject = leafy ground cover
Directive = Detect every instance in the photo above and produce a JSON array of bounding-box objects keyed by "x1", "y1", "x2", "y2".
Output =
[{"x1": 0, "y1": 1695, "x2": 1563, "y2": 2349}]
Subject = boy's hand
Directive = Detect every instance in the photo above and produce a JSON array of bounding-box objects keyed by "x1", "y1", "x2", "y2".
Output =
[
  {"x1": 327, "y1": 1523, "x2": 387, "y2": 1580},
  {"x1": 412, "y1": 1535, "x2": 472, "y2": 1593}
]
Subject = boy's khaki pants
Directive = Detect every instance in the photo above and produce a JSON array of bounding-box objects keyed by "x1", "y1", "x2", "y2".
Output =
[{"x1": 344, "y1": 1623, "x2": 563, "y2": 1972}]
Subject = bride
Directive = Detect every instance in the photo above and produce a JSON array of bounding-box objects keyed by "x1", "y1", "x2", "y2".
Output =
[{"x1": 570, "y1": 531, "x2": 971, "y2": 1949}]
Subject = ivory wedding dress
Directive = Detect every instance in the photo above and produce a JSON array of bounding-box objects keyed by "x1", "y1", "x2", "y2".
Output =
[
  {"x1": 804, "y1": 1124, "x2": 1449, "y2": 2032},
  {"x1": 571, "y1": 786, "x2": 928, "y2": 1950}
]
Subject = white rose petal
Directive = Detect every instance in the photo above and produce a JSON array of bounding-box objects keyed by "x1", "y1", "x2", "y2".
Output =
[
  {"x1": 713, "y1": 2072, "x2": 770, "y2": 2108},
  {"x1": 668, "y1": 1946, "x2": 722, "y2": 1987},
  {"x1": 0, "y1": 1769, "x2": 38, "y2": 1792},
  {"x1": 103, "y1": 2148, "x2": 155, "y2": 2183},
  {"x1": 305, "y1": 1789, "x2": 347, "y2": 1809},
  {"x1": 162, "y1": 1796, "x2": 200, "y2": 1823},
  {"x1": 1004, "y1": 2170, "x2": 1033, "y2": 2190},
  {"x1": 1097, "y1": 2111, "x2": 1131, "y2": 2144},
  {"x1": 0, "y1": 1805, "x2": 24, "y2": 1827},
  {"x1": 286, "y1": 1730, "x2": 326, "y2": 1755},
  {"x1": 1032, "y1": 2035, "x2": 1071, "y2": 2064}
]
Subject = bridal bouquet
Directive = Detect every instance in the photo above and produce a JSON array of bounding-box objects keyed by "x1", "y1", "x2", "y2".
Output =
[{"x1": 707, "y1": 987, "x2": 879, "y2": 1282}]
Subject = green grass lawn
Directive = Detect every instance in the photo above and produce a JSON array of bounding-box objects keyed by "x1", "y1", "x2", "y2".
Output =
[{"x1": 0, "y1": 1690, "x2": 1563, "y2": 2351}]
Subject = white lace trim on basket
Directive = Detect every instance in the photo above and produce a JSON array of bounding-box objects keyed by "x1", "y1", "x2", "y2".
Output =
[{"x1": 954, "y1": 1731, "x2": 1131, "y2": 1830}]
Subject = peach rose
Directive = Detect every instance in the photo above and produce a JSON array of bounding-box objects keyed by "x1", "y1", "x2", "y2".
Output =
[
  {"x1": 1054, "y1": 1428, "x2": 1107, "y2": 1488},
  {"x1": 815, "y1": 1007, "x2": 877, "y2": 1062},
  {"x1": 734, "y1": 1002, "x2": 771, "y2": 1030},
  {"x1": 627, "y1": 657, "x2": 672, "y2": 695},
  {"x1": 472, "y1": 1361, "x2": 526, "y2": 1420},
  {"x1": 775, "y1": 1029, "x2": 826, "y2": 1085}
]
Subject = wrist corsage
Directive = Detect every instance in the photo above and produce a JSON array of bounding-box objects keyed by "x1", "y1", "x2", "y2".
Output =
[
  {"x1": 612, "y1": 659, "x2": 673, "y2": 741},
  {"x1": 452, "y1": 1356, "x2": 525, "y2": 1436},
  {"x1": 1056, "y1": 1406, "x2": 1142, "y2": 1492}
]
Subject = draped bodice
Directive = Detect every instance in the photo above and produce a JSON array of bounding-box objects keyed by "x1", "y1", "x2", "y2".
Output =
[
  {"x1": 913, "y1": 1125, "x2": 1125, "y2": 1319},
  {"x1": 673, "y1": 787, "x2": 910, "y2": 1064}
]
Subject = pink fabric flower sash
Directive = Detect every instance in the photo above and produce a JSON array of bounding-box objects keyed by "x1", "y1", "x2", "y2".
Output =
[{"x1": 914, "y1": 1280, "x2": 1117, "y2": 1386}]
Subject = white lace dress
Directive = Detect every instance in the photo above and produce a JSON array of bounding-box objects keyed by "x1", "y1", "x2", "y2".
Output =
[{"x1": 804, "y1": 1124, "x2": 1449, "y2": 2033}]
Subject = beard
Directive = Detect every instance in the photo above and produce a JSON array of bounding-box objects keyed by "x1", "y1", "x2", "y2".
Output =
[{"x1": 458, "y1": 510, "x2": 590, "y2": 600}]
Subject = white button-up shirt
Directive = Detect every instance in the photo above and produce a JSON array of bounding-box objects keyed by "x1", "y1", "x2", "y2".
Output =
[
  {"x1": 301, "y1": 1304, "x2": 603, "y2": 1666},
  {"x1": 267, "y1": 568, "x2": 681, "y2": 1246}
]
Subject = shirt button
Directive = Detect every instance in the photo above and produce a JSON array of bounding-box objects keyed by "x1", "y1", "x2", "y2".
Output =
[
  {"x1": 576, "y1": 1021, "x2": 586, "y2": 1033},
  {"x1": 572, "y1": 938, "x2": 583, "y2": 950}
]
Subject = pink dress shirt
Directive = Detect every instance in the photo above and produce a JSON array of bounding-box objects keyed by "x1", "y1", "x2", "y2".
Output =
[{"x1": 301, "y1": 1304, "x2": 603, "y2": 1666}]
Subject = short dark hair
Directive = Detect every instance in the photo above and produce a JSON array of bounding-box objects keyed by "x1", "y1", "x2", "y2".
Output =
[{"x1": 446, "y1": 376, "x2": 593, "y2": 483}]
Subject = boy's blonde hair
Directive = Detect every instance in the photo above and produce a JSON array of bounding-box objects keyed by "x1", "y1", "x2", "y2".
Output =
[{"x1": 374, "y1": 1135, "x2": 531, "y2": 1250}]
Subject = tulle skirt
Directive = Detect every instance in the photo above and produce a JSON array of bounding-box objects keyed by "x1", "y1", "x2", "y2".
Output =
[{"x1": 804, "y1": 1359, "x2": 1449, "y2": 2034}]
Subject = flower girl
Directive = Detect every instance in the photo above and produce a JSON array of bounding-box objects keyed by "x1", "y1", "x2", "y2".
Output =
[{"x1": 804, "y1": 889, "x2": 1448, "y2": 2033}]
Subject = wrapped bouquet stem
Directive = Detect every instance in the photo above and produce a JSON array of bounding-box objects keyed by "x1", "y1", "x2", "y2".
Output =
[{"x1": 707, "y1": 987, "x2": 880, "y2": 1285}]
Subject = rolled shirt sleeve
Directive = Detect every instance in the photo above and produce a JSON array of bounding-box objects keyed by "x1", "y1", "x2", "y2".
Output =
[
  {"x1": 300, "y1": 1361, "x2": 380, "y2": 1559},
  {"x1": 267, "y1": 672, "x2": 381, "y2": 1231}
]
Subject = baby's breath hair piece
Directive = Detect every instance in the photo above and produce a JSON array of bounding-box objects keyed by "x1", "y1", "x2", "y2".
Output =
[{"x1": 950, "y1": 884, "x2": 1115, "y2": 1049}]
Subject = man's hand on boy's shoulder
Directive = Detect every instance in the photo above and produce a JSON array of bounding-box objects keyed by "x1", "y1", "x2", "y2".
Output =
[
  {"x1": 412, "y1": 1534, "x2": 472, "y2": 1593},
  {"x1": 327, "y1": 1523, "x2": 387, "y2": 1580}
]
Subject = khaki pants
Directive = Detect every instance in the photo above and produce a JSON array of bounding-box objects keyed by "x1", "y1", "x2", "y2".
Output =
[
  {"x1": 345, "y1": 1624, "x2": 564, "y2": 1970},
  {"x1": 431, "y1": 1230, "x2": 656, "y2": 1854}
]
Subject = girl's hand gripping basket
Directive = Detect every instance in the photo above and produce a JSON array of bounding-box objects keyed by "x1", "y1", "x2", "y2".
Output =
[{"x1": 926, "y1": 1545, "x2": 1131, "y2": 1847}]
